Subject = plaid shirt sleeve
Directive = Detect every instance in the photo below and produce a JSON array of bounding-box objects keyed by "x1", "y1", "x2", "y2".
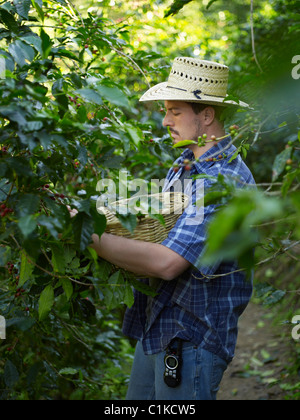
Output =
[{"x1": 161, "y1": 180, "x2": 220, "y2": 278}]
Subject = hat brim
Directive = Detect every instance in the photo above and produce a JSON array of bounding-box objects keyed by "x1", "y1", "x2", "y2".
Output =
[{"x1": 139, "y1": 82, "x2": 249, "y2": 108}]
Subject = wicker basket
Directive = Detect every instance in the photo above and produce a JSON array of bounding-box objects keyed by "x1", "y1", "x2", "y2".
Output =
[{"x1": 98, "y1": 192, "x2": 189, "y2": 244}]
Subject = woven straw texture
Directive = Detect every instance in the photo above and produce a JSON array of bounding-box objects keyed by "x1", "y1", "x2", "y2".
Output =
[
  {"x1": 98, "y1": 192, "x2": 189, "y2": 244},
  {"x1": 168, "y1": 57, "x2": 229, "y2": 98}
]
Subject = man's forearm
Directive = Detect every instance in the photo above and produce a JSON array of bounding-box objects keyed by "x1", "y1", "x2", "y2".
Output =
[{"x1": 90, "y1": 233, "x2": 190, "y2": 280}]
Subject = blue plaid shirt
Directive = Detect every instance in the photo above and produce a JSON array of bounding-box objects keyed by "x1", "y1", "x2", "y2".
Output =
[{"x1": 122, "y1": 136, "x2": 255, "y2": 363}]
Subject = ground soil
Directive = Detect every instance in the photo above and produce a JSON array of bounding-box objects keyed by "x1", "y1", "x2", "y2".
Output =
[{"x1": 218, "y1": 301, "x2": 297, "y2": 400}]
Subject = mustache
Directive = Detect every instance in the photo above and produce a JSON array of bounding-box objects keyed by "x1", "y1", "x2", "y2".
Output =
[{"x1": 168, "y1": 128, "x2": 180, "y2": 136}]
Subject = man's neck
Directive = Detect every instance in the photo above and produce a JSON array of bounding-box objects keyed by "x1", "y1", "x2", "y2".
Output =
[{"x1": 189, "y1": 129, "x2": 226, "y2": 160}]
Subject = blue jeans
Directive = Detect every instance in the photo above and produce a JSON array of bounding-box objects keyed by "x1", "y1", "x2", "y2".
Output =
[{"x1": 126, "y1": 341, "x2": 228, "y2": 400}]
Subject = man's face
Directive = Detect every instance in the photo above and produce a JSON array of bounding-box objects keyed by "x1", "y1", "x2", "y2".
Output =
[{"x1": 163, "y1": 100, "x2": 204, "y2": 146}]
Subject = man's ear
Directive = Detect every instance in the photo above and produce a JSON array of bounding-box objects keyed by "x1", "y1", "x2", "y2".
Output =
[{"x1": 203, "y1": 106, "x2": 215, "y2": 126}]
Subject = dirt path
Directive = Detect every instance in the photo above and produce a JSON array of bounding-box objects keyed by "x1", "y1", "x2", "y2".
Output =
[{"x1": 218, "y1": 301, "x2": 294, "y2": 400}]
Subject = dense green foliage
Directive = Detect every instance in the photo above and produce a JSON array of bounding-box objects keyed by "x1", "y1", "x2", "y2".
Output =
[{"x1": 0, "y1": 0, "x2": 299, "y2": 399}]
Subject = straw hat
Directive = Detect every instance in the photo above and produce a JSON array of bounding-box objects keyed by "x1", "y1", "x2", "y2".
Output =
[{"x1": 140, "y1": 57, "x2": 248, "y2": 107}]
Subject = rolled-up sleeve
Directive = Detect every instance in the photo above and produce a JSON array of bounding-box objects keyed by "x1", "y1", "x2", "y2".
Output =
[{"x1": 161, "y1": 192, "x2": 221, "y2": 279}]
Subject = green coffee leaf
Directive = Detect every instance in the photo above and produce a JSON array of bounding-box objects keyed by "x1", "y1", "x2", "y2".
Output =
[
  {"x1": 124, "y1": 284, "x2": 134, "y2": 308},
  {"x1": 97, "y1": 84, "x2": 129, "y2": 108},
  {"x1": 4, "y1": 360, "x2": 19, "y2": 388},
  {"x1": 61, "y1": 278, "x2": 73, "y2": 301},
  {"x1": 18, "y1": 215, "x2": 37, "y2": 237},
  {"x1": 19, "y1": 250, "x2": 35, "y2": 287},
  {"x1": 40, "y1": 28, "x2": 53, "y2": 59},
  {"x1": 59, "y1": 367, "x2": 78, "y2": 376},
  {"x1": 14, "y1": 0, "x2": 31, "y2": 20},
  {"x1": 38, "y1": 284, "x2": 54, "y2": 321},
  {"x1": 73, "y1": 212, "x2": 95, "y2": 251},
  {"x1": 51, "y1": 244, "x2": 65, "y2": 274},
  {"x1": 75, "y1": 88, "x2": 103, "y2": 105},
  {"x1": 272, "y1": 147, "x2": 292, "y2": 181},
  {"x1": 172, "y1": 140, "x2": 197, "y2": 148},
  {"x1": 0, "y1": 9, "x2": 19, "y2": 32}
]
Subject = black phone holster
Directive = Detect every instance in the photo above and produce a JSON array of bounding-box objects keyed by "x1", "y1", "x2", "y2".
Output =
[{"x1": 163, "y1": 339, "x2": 183, "y2": 388}]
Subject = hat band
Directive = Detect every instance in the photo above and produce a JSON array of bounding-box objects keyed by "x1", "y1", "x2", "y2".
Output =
[
  {"x1": 167, "y1": 85, "x2": 226, "y2": 100},
  {"x1": 167, "y1": 85, "x2": 187, "y2": 92}
]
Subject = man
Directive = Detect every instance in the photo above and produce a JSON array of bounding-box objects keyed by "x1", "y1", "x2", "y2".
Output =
[{"x1": 90, "y1": 57, "x2": 255, "y2": 400}]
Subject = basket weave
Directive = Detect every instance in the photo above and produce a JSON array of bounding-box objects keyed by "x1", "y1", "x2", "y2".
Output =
[{"x1": 98, "y1": 192, "x2": 189, "y2": 244}]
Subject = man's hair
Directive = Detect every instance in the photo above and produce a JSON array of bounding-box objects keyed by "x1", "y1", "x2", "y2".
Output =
[{"x1": 189, "y1": 102, "x2": 224, "y2": 122}]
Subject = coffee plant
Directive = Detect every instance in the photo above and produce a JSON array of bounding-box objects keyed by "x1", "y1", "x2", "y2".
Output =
[{"x1": 0, "y1": 0, "x2": 299, "y2": 399}]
